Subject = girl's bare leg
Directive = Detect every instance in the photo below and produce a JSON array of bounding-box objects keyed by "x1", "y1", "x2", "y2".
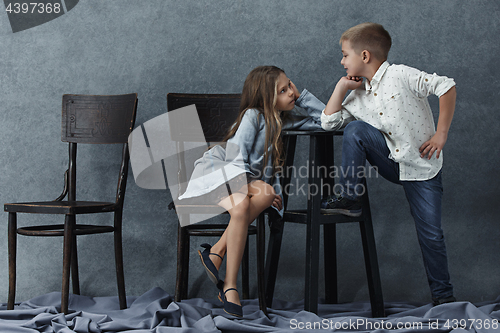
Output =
[{"x1": 211, "y1": 180, "x2": 275, "y2": 306}]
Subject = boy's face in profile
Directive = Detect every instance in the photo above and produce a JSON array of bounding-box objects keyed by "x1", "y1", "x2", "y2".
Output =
[{"x1": 340, "y1": 40, "x2": 365, "y2": 78}]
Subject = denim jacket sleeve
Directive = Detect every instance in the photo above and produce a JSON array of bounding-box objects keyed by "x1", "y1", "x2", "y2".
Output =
[
  {"x1": 283, "y1": 89, "x2": 325, "y2": 131},
  {"x1": 225, "y1": 109, "x2": 262, "y2": 176}
]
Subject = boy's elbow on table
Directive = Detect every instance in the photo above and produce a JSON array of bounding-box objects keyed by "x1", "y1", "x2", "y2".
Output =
[
  {"x1": 321, "y1": 121, "x2": 345, "y2": 131},
  {"x1": 320, "y1": 110, "x2": 344, "y2": 131}
]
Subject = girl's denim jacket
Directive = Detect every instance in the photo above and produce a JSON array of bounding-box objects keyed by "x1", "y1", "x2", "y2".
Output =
[{"x1": 178, "y1": 89, "x2": 326, "y2": 216}]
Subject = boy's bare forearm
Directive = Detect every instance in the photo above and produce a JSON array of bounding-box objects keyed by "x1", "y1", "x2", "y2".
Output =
[
  {"x1": 436, "y1": 86, "x2": 456, "y2": 135},
  {"x1": 325, "y1": 77, "x2": 363, "y2": 115},
  {"x1": 419, "y1": 86, "x2": 456, "y2": 159},
  {"x1": 324, "y1": 81, "x2": 348, "y2": 115}
]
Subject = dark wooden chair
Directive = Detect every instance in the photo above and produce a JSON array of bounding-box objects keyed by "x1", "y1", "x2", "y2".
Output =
[
  {"x1": 4, "y1": 93, "x2": 138, "y2": 314},
  {"x1": 264, "y1": 132, "x2": 385, "y2": 317},
  {"x1": 166, "y1": 93, "x2": 267, "y2": 314}
]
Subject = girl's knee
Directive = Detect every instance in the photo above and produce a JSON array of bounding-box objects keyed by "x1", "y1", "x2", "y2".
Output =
[
  {"x1": 229, "y1": 196, "x2": 251, "y2": 220},
  {"x1": 248, "y1": 180, "x2": 275, "y2": 208},
  {"x1": 260, "y1": 183, "x2": 276, "y2": 206},
  {"x1": 250, "y1": 180, "x2": 275, "y2": 196}
]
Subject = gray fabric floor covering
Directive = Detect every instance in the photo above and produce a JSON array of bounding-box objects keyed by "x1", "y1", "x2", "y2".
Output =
[{"x1": 1, "y1": 287, "x2": 499, "y2": 332}]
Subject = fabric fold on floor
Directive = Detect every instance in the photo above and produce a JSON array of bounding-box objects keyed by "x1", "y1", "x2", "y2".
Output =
[{"x1": 1, "y1": 287, "x2": 499, "y2": 332}]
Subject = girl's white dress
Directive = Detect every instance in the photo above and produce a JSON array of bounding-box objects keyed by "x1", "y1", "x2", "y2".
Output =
[{"x1": 178, "y1": 89, "x2": 326, "y2": 216}]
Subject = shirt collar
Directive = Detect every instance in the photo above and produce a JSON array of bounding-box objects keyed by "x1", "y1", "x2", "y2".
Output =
[{"x1": 365, "y1": 61, "x2": 390, "y2": 93}]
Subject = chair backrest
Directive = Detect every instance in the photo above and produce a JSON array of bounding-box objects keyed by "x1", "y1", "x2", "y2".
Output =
[
  {"x1": 167, "y1": 93, "x2": 241, "y2": 143},
  {"x1": 60, "y1": 94, "x2": 138, "y2": 202},
  {"x1": 62, "y1": 94, "x2": 137, "y2": 144},
  {"x1": 166, "y1": 93, "x2": 241, "y2": 196}
]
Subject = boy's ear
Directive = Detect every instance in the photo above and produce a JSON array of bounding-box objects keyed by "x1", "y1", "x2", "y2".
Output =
[{"x1": 361, "y1": 50, "x2": 371, "y2": 63}]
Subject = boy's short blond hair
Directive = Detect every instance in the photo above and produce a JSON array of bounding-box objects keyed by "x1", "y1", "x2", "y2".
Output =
[{"x1": 340, "y1": 22, "x2": 392, "y2": 62}]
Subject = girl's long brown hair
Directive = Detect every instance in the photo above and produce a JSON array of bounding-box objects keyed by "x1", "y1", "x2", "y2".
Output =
[{"x1": 224, "y1": 66, "x2": 286, "y2": 176}]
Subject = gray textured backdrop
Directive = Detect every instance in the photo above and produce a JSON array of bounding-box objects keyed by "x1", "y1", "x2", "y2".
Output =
[{"x1": 0, "y1": 0, "x2": 498, "y2": 306}]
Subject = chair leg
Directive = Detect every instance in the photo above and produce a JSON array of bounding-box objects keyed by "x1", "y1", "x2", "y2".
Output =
[
  {"x1": 241, "y1": 236, "x2": 250, "y2": 299},
  {"x1": 8, "y1": 212, "x2": 17, "y2": 310},
  {"x1": 114, "y1": 210, "x2": 127, "y2": 309},
  {"x1": 263, "y1": 135, "x2": 295, "y2": 307},
  {"x1": 181, "y1": 227, "x2": 190, "y2": 300},
  {"x1": 359, "y1": 186, "x2": 384, "y2": 318},
  {"x1": 71, "y1": 233, "x2": 80, "y2": 295},
  {"x1": 303, "y1": 135, "x2": 322, "y2": 314},
  {"x1": 61, "y1": 214, "x2": 75, "y2": 314},
  {"x1": 304, "y1": 218, "x2": 321, "y2": 314},
  {"x1": 360, "y1": 219, "x2": 384, "y2": 318},
  {"x1": 321, "y1": 135, "x2": 338, "y2": 304},
  {"x1": 264, "y1": 216, "x2": 284, "y2": 307},
  {"x1": 175, "y1": 222, "x2": 190, "y2": 301},
  {"x1": 174, "y1": 224, "x2": 183, "y2": 302},
  {"x1": 324, "y1": 224, "x2": 337, "y2": 304},
  {"x1": 256, "y1": 214, "x2": 268, "y2": 315}
]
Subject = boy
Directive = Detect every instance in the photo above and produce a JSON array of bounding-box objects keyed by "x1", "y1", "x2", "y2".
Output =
[{"x1": 321, "y1": 22, "x2": 456, "y2": 305}]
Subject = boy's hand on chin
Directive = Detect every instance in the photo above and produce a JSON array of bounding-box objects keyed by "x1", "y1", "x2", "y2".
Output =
[{"x1": 340, "y1": 76, "x2": 363, "y2": 90}]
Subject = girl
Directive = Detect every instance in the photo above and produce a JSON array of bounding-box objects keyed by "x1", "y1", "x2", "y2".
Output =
[{"x1": 178, "y1": 66, "x2": 326, "y2": 317}]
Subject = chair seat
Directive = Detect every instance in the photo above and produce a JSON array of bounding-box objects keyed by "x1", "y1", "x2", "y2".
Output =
[
  {"x1": 173, "y1": 203, "x2": 228, "y2": 215},
  {"x1": 284, "y1": 209, "x2": 366, "y2": 224},
  {"x1": 184, "y1": 223, "x2": 257, "y2": 237},
  {"x1": 17, "y1": 224, "x2": 115, "y2": 237},
  {"x1": 4, "y1": 200, "x2": 117, "y2": 215}
]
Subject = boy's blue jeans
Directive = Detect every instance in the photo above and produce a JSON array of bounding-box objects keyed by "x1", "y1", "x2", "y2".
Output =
[{"x1": 338, "y1": 120, "x2": 454, "y2": 301}]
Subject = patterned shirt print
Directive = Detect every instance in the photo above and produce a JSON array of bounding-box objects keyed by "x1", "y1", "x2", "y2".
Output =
[{"x1": 321, "y1": 61, "x2": 455, "y2": 181}]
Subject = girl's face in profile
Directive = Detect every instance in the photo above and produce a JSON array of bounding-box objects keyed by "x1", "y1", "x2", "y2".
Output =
[{"x1": 275, "y1": 73, "x2": 296, "y2": 112}]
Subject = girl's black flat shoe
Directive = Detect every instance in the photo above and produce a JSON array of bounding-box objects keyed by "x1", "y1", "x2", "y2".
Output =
[
  {"x1": 219, "y1": 288, "x2": 243, "y2": 318},
  {"x1": 198, "y1": 243, "x2": 223, "y2": 288}
]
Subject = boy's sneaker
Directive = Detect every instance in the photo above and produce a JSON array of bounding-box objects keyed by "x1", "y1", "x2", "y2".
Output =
[
  {"x1": 320, "y1": 195, "x2": 362, "y2": 217},
  {"x1": 432, "y1": 296, "x2": 456, "y2": 306}
]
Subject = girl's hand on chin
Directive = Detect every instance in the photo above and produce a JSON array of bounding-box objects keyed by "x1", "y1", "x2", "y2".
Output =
[{"x1": 290, "y1": 81, "x2": 301, "y2": 100}]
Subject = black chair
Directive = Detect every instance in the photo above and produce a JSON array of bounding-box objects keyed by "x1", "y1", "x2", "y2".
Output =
[
  {"x1": 166, "y1": 93, "x2": 267, "y2": 314},
  {"x1": 264, "y1": 131, "x2": 385, "y2": 317},
  {"x1": 4, "y1": 94, "x2": 138, "y2": 314}
]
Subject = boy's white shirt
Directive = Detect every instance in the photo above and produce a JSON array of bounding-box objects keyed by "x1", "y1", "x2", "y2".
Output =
[{"x1": 321, "y1": 61, "x2": 456, "y2": 181}]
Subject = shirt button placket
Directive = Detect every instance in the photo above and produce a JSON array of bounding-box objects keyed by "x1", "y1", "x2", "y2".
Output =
[{"x1": 373, "y1": 91, "x2": 383, "y2": 119}]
